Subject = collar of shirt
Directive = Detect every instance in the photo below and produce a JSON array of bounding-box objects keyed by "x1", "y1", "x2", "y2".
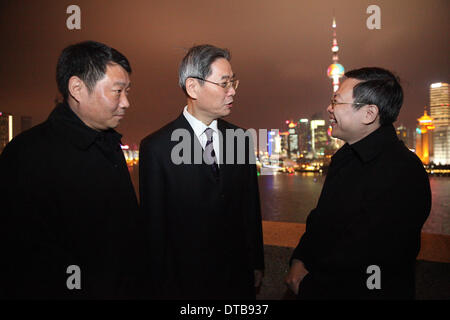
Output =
[
  {"x1": 183, "y1": 106, "x2": 218, "y2": 142},
  {"x1": 183, "y1": 106, "x2": 220, "y2": 165},
  {"x1": 48, "y1": 102, "x2": 123, "y2": 150},
  {"x1": 346, "y1": 124, "x2": 398, "y2": 163}
]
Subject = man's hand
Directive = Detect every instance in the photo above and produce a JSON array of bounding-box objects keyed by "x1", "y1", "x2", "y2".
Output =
[{"x1": 285, "y1": 259, "x2": 308, "y2": 295}]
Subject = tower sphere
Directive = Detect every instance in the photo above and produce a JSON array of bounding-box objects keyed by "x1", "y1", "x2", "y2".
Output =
[{"x1": 327, "y1": 63, "x2": 345, "y2": 78}]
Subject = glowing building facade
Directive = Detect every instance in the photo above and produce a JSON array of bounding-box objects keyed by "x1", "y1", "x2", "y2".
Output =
[
  {"x1": 429, "y1": 82, "x2": 450, "y2": 164},
  {"x1": 415, "y1": 110, "x2": 434, "y2": 164},
  {"x1": 297, "y1": 119, "x2": 310, "y2": 156},
  {"x1": 287, "y1": 121, "x2": 299, "y2": 159},
  {"x1": 311, "y1": 119, "x2": 327, "y2": 157},
  {"x1": 0, "y1": 112, "x2": 13, "y2": 154}
]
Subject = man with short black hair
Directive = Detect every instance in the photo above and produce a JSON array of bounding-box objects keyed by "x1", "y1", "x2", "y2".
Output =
[
  {"x1": 139, "y1": 44, "x2": 264, "y2": 299},
  {"x1": 0, "y1": 41, "x2": 143, "y2": 299},
  {"x1": 285, "y1": 67, "x2": 431, "y2": 299}
]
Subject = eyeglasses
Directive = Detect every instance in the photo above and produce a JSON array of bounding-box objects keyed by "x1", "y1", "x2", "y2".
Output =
[
  {"x1": 191, "y1": 77, "x2": 239, "y2": 91},
  {"x1": 330, "y1": 99, "x2": 367, "y2": 108}
]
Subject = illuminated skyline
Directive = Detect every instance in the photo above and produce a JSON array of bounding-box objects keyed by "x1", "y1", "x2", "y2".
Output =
[{"x1": 0, "y1": 0, "x2": 448, "y2": 145}]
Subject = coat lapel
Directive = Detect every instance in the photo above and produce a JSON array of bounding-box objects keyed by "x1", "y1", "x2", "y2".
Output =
[{"x1": 217, "y1": 119, "x2": 230, "y2": 184}]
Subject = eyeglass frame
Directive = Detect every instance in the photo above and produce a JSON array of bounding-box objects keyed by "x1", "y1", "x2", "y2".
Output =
[
  {"x1": 190, "y1": 76, "x2": 239, "y2": 90},
  {"x1": 330, "y1": 98, "x2": 367, "y2": 108}
]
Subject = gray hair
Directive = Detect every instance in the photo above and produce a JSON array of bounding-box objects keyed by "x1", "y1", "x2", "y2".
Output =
[{"x1": 178, "y1": 44, "x2": 231, "y2": 96}]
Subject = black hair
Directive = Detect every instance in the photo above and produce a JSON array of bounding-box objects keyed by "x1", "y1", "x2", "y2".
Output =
[
  {"x1": 56, "y1": 41, "x2": 131, "y2": 100},
  {"x1": 344, "y1": 67, "x2": 403, "y2": 125}
]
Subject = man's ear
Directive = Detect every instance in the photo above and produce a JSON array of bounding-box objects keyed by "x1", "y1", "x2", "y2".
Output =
[
  {"x1": 185, "y1": 78, "x2": 199, "y2": 100},
  {"x1": 68, "y1": 76, "x2": 86, "y2": 103},
  {"x1": 363, "y1": 104, "x2": 379, "y2": 125}
]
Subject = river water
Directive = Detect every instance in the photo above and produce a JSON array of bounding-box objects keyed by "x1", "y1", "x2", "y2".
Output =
[{"x1": 129, "y1": 166, "x2": 449, "y2": 236}]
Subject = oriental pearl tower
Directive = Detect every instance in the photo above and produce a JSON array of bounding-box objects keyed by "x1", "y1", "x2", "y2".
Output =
[{"x1": 327, "y1": 17, "x2": 345, "y2": 93}]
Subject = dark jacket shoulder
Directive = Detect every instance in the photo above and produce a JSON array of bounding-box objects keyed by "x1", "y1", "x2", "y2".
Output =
[
  {"x1": 218, "y1": 118, "x2": 242, "y2": 131},
  {"x1": 1, "y1": 121, "x2": 52, "y2": 160},
  {"x1": 383, "y1": 137, "x2": 427, "y2": 180},
  {"x1": 139, "y1": 117, "x2": 184, "y2": 154},
  {"x1": 141, "y1": 119, "x2": 178, "y2": 142}
]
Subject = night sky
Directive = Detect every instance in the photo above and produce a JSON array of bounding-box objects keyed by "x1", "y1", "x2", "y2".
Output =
[{"x1": 1, "y1": 0, "x2": 448, "y2": 146}]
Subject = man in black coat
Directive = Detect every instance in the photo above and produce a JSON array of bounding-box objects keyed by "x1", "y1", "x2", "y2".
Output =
[
  {"x1": 0, "y1": 41, "x2": 143, "y2": 299},
  {"x1": 139, "y1": 45, "x2": 264, "y2": 299},
  {"x1": 285, "y1": 67, "x2": 431, "y2": 299}
]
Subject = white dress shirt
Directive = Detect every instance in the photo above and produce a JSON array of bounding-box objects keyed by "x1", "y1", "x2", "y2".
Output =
[{"x1": 183, "y1": 106, "x2": 220, "y2": 166}]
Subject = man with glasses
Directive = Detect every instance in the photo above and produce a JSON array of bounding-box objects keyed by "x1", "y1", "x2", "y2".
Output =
[
  {"x1": 139, "y1": 44, "x2": 264, "y2": 299},
  {"x1": 285, "y1": 67, "x2": 431, "y2": 299}
]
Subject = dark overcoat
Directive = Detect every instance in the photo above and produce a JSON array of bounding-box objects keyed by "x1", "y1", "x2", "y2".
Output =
[
  {"x1": 291, "y1": 125, "x2": 431, "y2": 299},
  {"x1": 0, "y1": 103, "x2": 144, "y2": 299}
]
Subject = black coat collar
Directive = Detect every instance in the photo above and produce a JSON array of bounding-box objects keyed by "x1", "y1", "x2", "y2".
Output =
[
  {"x1": 48, "y1": 102, "x2": 122, "y2": 150},
  {"x1": 344, "y1": 124, "x2": 399, "y2": 163}
]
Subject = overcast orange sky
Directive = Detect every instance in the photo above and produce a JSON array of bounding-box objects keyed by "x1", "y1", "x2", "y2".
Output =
[{"x1": 0, "y1": 0, "x2": 448, "y2": 145}]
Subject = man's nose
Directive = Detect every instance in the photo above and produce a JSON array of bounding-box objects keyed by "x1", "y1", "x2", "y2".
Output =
[
  {"x1": 326, "y1": 103, "x2": 333, "y2": 113},
  {"x1": 120, "y1": 92, "x2": 130, "y2": 109},
  {"x1": 227, "y1": 86, "x2": 236, "y2": 97}
]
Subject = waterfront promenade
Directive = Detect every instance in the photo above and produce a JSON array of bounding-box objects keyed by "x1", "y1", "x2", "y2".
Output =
[
  {"x1": 257, "y1": 221, "x2": 450, "y2": 299},
  {"x1": 129, "y1": 167, "x2": 450, "y2": 299}
]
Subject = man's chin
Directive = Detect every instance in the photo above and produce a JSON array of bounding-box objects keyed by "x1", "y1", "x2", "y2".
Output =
[
  {"x1": 221, "y1": 108, "x2": 232, "y2": 117},
  {"x1": 108, "y1": 121, "x2": 120, "y2": 129},
  {"x1": 330, "y1": 128, "x2": 340, "y2": 139},
  {"x1": 331, "y1": 134, "x2": 344, "y2": 142}
]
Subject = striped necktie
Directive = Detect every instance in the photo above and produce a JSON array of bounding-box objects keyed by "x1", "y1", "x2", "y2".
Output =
[{"x1": 204, "y1": 127, "x2": 219, "y2": 176}]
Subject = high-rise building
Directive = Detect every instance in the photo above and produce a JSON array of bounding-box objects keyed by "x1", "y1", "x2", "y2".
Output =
[
  {"x1": 267, "y1": 129, "x2": 281, "y2": 157},
  {"x1": 429, "y1": 82, "x2": 450, "y2": 164},
  {"x1": 311, "y1": 119, "x2": 327, "y2": 157},
  {"x1": 327, "y1": 125, "x2": 344, "y2": 152},
  {"x1": 287, "y1": 121, "x2": 299, "y2": 159},
  {"x1": 0, "y1": 112, "x2": 14, "y2": 153},
  {"x1": 327, "y1": 17, "x2": 345, "y2": 93},
  {"x1": 297, "y1": 119, "x2": 310, "y2": 156},
  {"x1": 279, "y1": 131, "x2": 289, "y2": 158},
  {"x1": 21, "y1": 116, "x2": 32, "y2": 133},
  {"x1": 415, "y1": 110, "x2": 434, "y2": 164},
  {"x1": 396, "y1": 124, "x2": 415, "y2": 150}
]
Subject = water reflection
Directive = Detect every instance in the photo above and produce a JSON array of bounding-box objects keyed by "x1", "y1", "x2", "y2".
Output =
[{"x1": 129, "y1": 165, "x2": 449, "y2": 235}]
